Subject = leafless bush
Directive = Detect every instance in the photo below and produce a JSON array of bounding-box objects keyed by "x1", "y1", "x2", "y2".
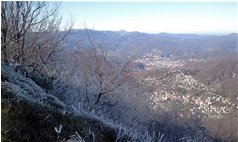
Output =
[{"x1": 1, "y1": 1, "x2": 72, "y2": 76}]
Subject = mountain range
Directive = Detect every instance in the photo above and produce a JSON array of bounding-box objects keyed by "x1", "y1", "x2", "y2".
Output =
[{"x1": 66, "y1": 29, "x2": 237, "y2": 59}]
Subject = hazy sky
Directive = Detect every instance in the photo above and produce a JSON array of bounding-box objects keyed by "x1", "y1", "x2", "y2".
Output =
[{"x1": 61, "y1": 2, "x2": 237, "y2": 34}]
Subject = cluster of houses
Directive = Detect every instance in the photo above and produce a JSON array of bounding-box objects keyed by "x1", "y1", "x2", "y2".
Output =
[
  {"x1": 142, "y1": 70, "x2": 236, "y2": 119},
  {"x1": 135, "y1": 50, "x2": 185, "y2": 70}
]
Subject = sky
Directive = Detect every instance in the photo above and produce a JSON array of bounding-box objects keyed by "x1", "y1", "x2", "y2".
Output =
[{"x1": 61, "y1": 2, "x2": 237, "y2": 34}]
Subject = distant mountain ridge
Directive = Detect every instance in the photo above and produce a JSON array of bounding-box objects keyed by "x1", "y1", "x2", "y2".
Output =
[{"x1": 66, "y1": 29, "x2": 238, "y2": 58}]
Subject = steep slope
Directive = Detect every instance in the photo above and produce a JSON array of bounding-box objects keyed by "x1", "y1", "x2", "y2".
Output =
[
  {"x1": 182, "y1": 59, "x2": 238, "y2": 99},
  {"x1": 1, "y1": 63, "x2": 130, "y2": 142}
]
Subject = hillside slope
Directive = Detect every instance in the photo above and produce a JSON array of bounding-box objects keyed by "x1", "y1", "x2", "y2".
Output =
[{"x1": 1, "y1": 63, "x2": 131, "y2": 142}]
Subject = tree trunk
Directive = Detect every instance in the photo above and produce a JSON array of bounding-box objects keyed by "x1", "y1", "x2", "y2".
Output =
[{"x1": 95, "y1": 92, "x2": 104, "y2": 105}]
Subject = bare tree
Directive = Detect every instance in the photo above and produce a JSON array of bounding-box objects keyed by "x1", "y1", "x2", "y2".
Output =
[
  {"x1": 77, "y1": 47, "x2": 91, "y2": 103},
  {"x1": 73, "y1": 29, "x2": 132, "y2": 105},
  {"x1": 1, "y1": 1, "x2": 72, "y2": 76}
]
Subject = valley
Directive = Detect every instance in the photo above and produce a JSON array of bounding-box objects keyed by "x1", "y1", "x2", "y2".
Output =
[
  {"x1": 132, "y1": 49, "x2": 237, "y2": 119},
  {"x1": 62, "y1": 30, "x2": 238, "y2": 141},
  {"x1": 2, "y1": 2, "x2": 237, "y2": 141}
]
